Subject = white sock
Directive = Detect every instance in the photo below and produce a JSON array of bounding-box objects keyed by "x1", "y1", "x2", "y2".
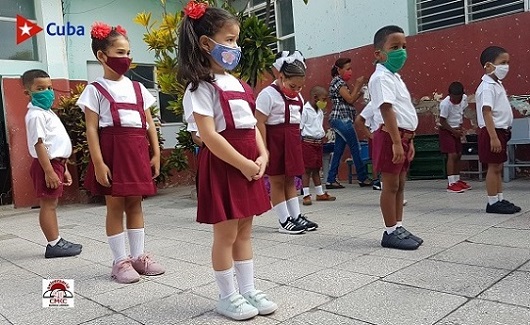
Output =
[
  {"x1": 396, "y1": 221, "x2": 403, "y2": 227},
  {"x1": 386, "y1": 225, "x2": 397, "y2": 234},
  {"x1": 127, "y1": 228, "x2": 145, "y2": 259},
  {"x1": 108, "y1": 232, "x2": 127, "y2": 263},
  {"x1": 286, "y1": 197, "x2": 301, "y2": 220},
  {"x1": 214, "y1": 267, "x2": 236, "y2": 299},
  {"x1": 48, "y1": 236, "x2": 61, "y2": 246},
  {"x1": 497, "y1": 193, "x2": 504, "y2": 201},
  {"x1": 234, "y1": 260, "x2": 255, "y2": 295},
  {"x1": 273, "y1": 201, "x2": 290, "y2": 223},
  {"x1": 315, "y1": 185, "x2": 325, "y2": 195},
  {"x1": 303, "y1": 187, "x2": 310, "y2": 196},
  {"x1": 488, "y1": 196, "x2": 499, "y2": 205},
  {"x1": 455, "y1": 175, "x2": 461, "y2": 181},
  {"x1": 448, "y1": 175, "x2": 456, "y2": 185}
]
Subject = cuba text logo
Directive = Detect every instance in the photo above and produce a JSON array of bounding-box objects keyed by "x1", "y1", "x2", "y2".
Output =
[{"x1": 16, "y1": 15, "x2": 85, "y2": 45}]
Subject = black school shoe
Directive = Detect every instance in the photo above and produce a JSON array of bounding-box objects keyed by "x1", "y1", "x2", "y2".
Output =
[
  {"x1": 396, "y1": 226, "x2": 423, "y2": 245},
  {"x1": 500, "y1": 200, "x2": 522, "y2": 213},
  {"x1": 325, "y1": 182, "x2": 345, "y2": 189},
  {"x1": 45, "y1": 238, "x2": 82, "y2": 258},
  {"x1": 486, "y1": 201, "x2": 517, "y2": 214},
  {"x1": 381, "y1": 230, "x2": 420, "y2": 250},
  {"x1": 358, "y1": 179, "x2": 373, "y2": 188}
]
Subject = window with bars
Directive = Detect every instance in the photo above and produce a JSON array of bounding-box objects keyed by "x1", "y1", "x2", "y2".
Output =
[
  {"x1": 243, "y1": 0, "x2": 296, "y2": 52},
  {"x1": 417, "y1": 0, "x2": 528, "y2": 33},
  {"x1": 0, "y1": 0, "x2": 39, "y2": 60}
]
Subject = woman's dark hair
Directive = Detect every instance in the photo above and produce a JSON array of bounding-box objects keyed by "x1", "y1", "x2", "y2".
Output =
[
  {"x1": 177, "y1": 7, "x2": 239, "y2": 91},
  {"x1": 480, "y1": 46, "x2": 507, "y2": 67},
  {"x1": 331, "y1": 58, "x2": 351, "y2": 77},
  {"x1": 91, "y1": 29, "x2": 128, "y2": 57},
  {"x1": 275, "y1": 51, "x2": 306, "y2": 78}
]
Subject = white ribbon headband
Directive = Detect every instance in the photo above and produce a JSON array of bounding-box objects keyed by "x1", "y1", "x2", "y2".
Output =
[{"x1": 273, "y1": 50, "x2": 306, "y2": 71}]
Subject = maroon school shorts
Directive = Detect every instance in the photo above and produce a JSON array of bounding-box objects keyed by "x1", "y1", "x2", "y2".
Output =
[
  {"x1": 301, "y1": 138, "x2": 323, "y2": 169},
  {"x1": 372, "y1": 128, "x2": 413, "y2": 175},
  {"x1": 439, "y1": 128, "x2": 462, "y2": 154},
  {"x1": 30, "y1": 158, "x2": 66, "y2": 199},
  {"x1": 478, "y1": 127, "x2": 510, "y2": 164}
]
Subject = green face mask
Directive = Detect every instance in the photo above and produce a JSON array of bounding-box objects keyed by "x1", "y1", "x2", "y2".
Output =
[
  {"x1": 31, "y1": 89, "x2": 55, "y2": 110},
  {"x1": 382, "y1": 48, "x2": 407, "y2": 73},
  {"x1": 316, "y1": 100, "x2": 327, "y2": 110}
]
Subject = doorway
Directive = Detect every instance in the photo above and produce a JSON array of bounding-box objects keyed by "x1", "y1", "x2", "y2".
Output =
[{"x1": 0, "y1": 77, "x2": 13, "y2": 205}]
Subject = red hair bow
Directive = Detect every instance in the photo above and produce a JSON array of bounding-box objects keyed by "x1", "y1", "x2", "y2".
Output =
[
  {"x1": 184, "y1": 0, "x2": 207, "y2": 20},
  {"x1": 114, "y1": 25, "x2": 127, "y2": 36},
  {"x1": 91, "y1": 22, "x2": 112, "y2": 40}
]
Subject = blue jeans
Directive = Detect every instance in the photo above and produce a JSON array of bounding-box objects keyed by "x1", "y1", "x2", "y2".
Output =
[{"x1": 326, "y1": 118, "x2": 368, "y2": 183}]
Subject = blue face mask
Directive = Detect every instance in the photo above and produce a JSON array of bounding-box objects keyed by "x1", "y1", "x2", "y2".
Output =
[
  {"x1": 31, "y1": 89, "x2": 55, "y2": 110},
  {"x1": 208, "y1": 38, "x2": 242, "y2": 71}
]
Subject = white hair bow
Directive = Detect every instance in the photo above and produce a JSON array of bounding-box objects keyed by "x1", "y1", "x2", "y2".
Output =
[{"x1": 273, "y1": 50, "x2": 306, "y2": 71}]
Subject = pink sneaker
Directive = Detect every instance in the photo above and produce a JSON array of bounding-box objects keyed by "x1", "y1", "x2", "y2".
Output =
[
  {"x1": 111, "y1": 258, "x2": 140, "y2": 284},
  {"x1": 131, "y1": 254, "x2": 165, "y2": 276}
]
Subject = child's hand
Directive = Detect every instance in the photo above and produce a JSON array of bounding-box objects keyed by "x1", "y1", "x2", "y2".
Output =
[
  {"x1": 252, "y1": 155, "x2": 268, "y2": 180},
  {"x1": 63, "y1": 169, "x2": 73, "y2": 186},
  {"x1": 150, "y1": 155, "x2": 160, "y2": 179},
  {"x1": 44, "y1": 170, "x2": 61, "y2": 189},
  {"x1": 392, "y1": 143, "x2": 405, "y2": 164},
  {"x1": 407, "y1": 141, "x2": 415, "y2": 161},
  {"x1": 240, "y1": 159, "x2": 260, "y2": 182},
  {"x1": 490, "y1": 137, "x2": 502, "y2": 153},
  {"x1": 95, "y1": 163, "x2": 112, "y2": 187}
]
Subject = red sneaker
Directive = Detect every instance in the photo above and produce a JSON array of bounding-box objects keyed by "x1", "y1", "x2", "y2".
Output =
[
  {"x1": 447, "y1": 182, "x2": 465, "y2": 193},
  {"x1": 457, "y1": 180, "x2": 472, "y2": 190}
]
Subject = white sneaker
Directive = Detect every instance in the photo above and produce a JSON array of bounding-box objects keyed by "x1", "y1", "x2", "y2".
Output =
[
  {"x1": 216, "y1": 292, "x2": 258, "y2": 320},
  {"x1": 242, "y1": 290, "x2": 278, "y2": 315}
]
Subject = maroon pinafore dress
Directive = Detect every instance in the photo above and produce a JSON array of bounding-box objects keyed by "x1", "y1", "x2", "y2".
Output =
[
  {"x1": 84, "y1": 81, "x2": 156, "y2": 197},
  {"x1": 196, "y1": 81, "x2": 271, "y2": 224},
  {"x1": 265, "y1": 84, "x2": 304, "y2": 176}
]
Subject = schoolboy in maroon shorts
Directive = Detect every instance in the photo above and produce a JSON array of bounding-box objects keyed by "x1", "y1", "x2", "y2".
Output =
[
  {"x1": 475, "y1": 46, "x2": 521, "y2": 214},
  {"x1": 368, "y1": 25, "x2": 423, "y2": 250},
  {"x1": 23, "y1": 69, "x2": 82, "y2": 258}
]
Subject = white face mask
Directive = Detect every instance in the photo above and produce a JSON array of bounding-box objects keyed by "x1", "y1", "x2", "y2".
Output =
[{"x1": 490, "y1": 64, "x2": 509, "y2": 80}]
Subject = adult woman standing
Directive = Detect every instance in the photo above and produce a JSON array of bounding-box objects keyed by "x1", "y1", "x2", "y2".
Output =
[{"x1": 325, "y1": 58, "x2": 371, "y2": 188}]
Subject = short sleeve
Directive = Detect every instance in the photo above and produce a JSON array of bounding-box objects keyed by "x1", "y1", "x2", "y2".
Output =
[
  {"x1": 183, "y1": 82, "x2": 216, "y2": 124},
  {"x1": 255, "y1": 89, "x2": 273, "y2": 116},
  {"x1": 439, "y1": 101, "x2": 450, "y2": 118},
  {"x1": 76, "y1": 84, "x2": 100, "y2": 113},
  {"x1": 462, "y1": 94, "x2": 469, "y2": 109},
  {"x1": 370, "y1": 75, "x2": 397, "y2": 110},
  {"x1": 480, "y1": 86, "x2": 496, "y2": 110},
  {"x1": 25, "y1": 113, "x2": 46, "y2": 147},
  {"x1": 139, "y1": 83, "x2": 157, "y2": 110},
  {"x1": 300, "y1": 107, "x2": 308, "y2": 130}
]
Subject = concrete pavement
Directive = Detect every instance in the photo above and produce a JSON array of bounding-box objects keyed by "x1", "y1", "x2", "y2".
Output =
[{"x1": 1, "y1": 178, "x2": 529, "y2": 325}]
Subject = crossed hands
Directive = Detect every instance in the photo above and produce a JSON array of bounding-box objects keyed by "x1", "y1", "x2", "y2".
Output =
[{"x1": 240, "y1": 155, "x2": 267, "y2": 182}]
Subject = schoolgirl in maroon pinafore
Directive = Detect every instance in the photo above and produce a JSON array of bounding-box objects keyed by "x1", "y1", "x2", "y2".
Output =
[
  {"x1": 84, "y1": 81, "x2": 156, "y2": 197},
  {"x1": 196, "y1": 81, "x2": 270, "y2": 223},
  {"x1": 265, "y1": 83, "x2": 304, "y2": 177}
]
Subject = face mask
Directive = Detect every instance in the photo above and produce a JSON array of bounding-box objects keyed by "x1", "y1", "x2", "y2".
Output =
[
  {"x1": 382, "y1": 48, "x2": 407, "y2": 73},
  {"x1": 316, "y1": 100, "x2": 327, "y2": 110},
  {"x1": 342, "y1": 71, "x2": 352, "y2": 81},
  {"x1": 31, "y1": 89, "x2": 55, "y2": 110},
  {"x1": 105, "y1": 55, "x2": 132, "y2": 75},
  {"x1": 282, "y1": 86, "x2": 299, "y2": 99},
  {"x1": 491, "y1": 64, "x2": 509, "y2": 80},
  {"x1": 208, "y1": 38, "x2": 241, "y2": 71}
]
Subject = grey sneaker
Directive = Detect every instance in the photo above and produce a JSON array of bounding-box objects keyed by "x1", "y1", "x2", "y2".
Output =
[
  {"x1": 216, "y1": 292, "x2": 258, "y2": 320},
  {"x1": 44, "y1": 238, "x2": 82, "y2": 258},
  {"x1": 396, "y1": 226, "x2": 423, "y2": 245}
]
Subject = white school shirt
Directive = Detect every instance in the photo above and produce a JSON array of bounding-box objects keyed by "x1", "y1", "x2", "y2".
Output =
[
  {"x1": 300, "y1": 102, "x2": 325, "y2": 138},
  {"x1": 76, "y1": 77, "x2": 156, "y2": 128},
  {"x1": 475, "y1": 74, "x2": 513, "y2": 129},
  {"x1": 183, "y1": 73, "x2": 257, "y2": 132},
  {"x1": 439, "y1": 94, "x2": 468, "y2": 128},
  {"x1": 256, "y1": 84, "x2": 304, "y2": 125},
  {"x1": 368, "y1": 63, "x2": 418, "y2": 131},
  {"x1": 360, "y1": 101, "x2": 383, "y2": 133},
  {"x1": 25, "y1": 103, "x2": 72, "y2": 159}
]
